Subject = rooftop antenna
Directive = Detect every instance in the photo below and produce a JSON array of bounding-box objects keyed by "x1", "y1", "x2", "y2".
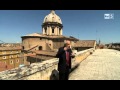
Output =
[
  {"x1": 96, "y1": 30, "x2": 98, "y2": 44},
  {"x1": 78, "y1": 34, "x2": 79, "y2": 40}
]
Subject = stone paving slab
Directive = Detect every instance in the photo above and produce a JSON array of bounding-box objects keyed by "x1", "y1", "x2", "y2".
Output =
[{"x1": 69, "y1": 49, "x2": 120, "y2": 80}]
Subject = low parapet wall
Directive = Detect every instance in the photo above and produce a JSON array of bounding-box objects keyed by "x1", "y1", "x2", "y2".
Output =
[
  {"x1": 71, "y1": 48, "x2": 94, "y2": 70},
  {"x1": 0, "y1": 48, "x2": 95, "y2": 80},
  {"x1": 110, "y1": 48, "x2": 120, "y2": 51},
  {"x1": 0, "y1": 58, "x2": 58, "y2": 80}
]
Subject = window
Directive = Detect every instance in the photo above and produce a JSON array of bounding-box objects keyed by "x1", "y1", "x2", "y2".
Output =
[
  {"x1": 10, "y1": 60, "x2": 13, "y2": 64},
  {"x1": 39, "y1": 46, "x2": 42, "y2": 50},
  {"x1": 45, "y1": 18, "x2": 47, "y2": 20},
  {"x1": 22, "y1": 46, "x2": 24, "y2": 50},
  {"x1": 59, "y1": 29, "x2": 61, "y2": 35},
  {"x1": 2, "y1": 51, "x2": 6, "y2": 54},
  {"x1": 45, "y1": 30, "x2": 47, "y2": 34},
  {"x1": 11, "y1": 51, "x2": 13, "y2": 54},
  {"x1": 2, "y1": 56, "x2": 6, "y2": 59},
  {"x1": 17, "y1": 55, "x2": 19, "y2": 57},
  {"x1": 52, "y1": 17, "x2": 54, "y2": 21},
  {"x1": 16, "y1": 59, "x2": 19, "y2": 63},
  {"x1": 12, "y1": 55, "x2": 14, "y2": 58},
  {"x1": 9, "y1": 55, "x2": 12, "y2": 58},
  {"x1": 44, "y1": 27, "x2": 47, "y2": 33},
  {"x1": 4, "y1": 61, "x2": 6, "y2": 64},
  {"x1": 52, "y1": 28, "x2": 54, "y2": 33}
]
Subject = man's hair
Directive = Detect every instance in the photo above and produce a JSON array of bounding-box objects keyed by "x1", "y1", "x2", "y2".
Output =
[
  {"x1": 64, "y1": 43, "x2": 70, "y2": 47},
  {"x1": 64, "y1": 40, "x2": 71, "y2": 47}
]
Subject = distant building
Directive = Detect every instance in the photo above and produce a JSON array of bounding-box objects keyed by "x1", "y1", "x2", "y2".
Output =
[
  {"x1": 21, "y1": 10, "x2": 79, "y2": 64},
  {"x1": 23, "y1": 50, "x2": 57, "y2": 65},
  {"x1": 0, "y1": 43, "x2": 21, "y2": 47},
  {"x1": 73, "y1": 40, "x2": 96, "y2": 51},
  {"x1": 21, "y1": 10, "x2": 78, "y2": 51},
  {"x1": 0, "y1": 47, "x2": 22, "y2": 71},
  {"x1": 105, "y1": 43, "x2": 120, "y2": 49}
]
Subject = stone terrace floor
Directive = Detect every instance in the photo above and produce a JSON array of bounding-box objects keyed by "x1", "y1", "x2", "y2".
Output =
[{"x1": 69, "y1": 49, "x2": 120, "y2": 80}]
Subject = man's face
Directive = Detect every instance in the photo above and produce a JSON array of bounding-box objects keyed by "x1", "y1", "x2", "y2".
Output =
[
  {"x1": 66, "y1": 41, "x2": 71, "y2": 49},
  {"x1": 66, "y1": 44, "x2": 70, "y2": 49}
]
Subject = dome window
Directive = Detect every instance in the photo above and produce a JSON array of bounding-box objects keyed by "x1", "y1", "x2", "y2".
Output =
[
  {"x1": 45, "y1": 18, "x2": 47, "y2": 21},
  {"x1": 52, "y1": 17, "x2": 54, "y2": 22},
  {"x1": 52, "y1": 28, "x2": 54, "y2": 33},
  {"x1": 44, "y1": 27, "x2": 47, "y2": 33},
  {"x1": 59, "y1": 28, "x2": 61, "y2": 34}
]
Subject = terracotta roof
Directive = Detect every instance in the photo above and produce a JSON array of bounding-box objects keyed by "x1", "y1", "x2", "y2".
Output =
[
  {"x1": 24, "y1": 53, "x2": 36, "y2": 57},
  {"x1": 22, "y1": 33, "x2": 67, "y2": 38},
  {"x1": 30, "y1": 55, "x2": 54, "y2": 60},
  {"x1": 47, "y1": 35, "x2": 69, "y2": 39},
  {"x1": 0, "y1": 61, "x2": 13, "y2": 72},
  {"x1": 25, "y1": 33, "x2": 43, "y2": 37},
  {"x1": 0, "y1": 46, "x2": 22, "y2": 51},
  {"x1": 69, "y1": 36, "x2": 79, "y2": 40},
  {"x1": 34, "y1": 50, "x2": 57, "y2": 57},
  {"x1": 74, "y1": 40, "x2": 96, "y2": 47},
  {"x1": 21, "y1": 33, "x2": 78, "y2": 40}
]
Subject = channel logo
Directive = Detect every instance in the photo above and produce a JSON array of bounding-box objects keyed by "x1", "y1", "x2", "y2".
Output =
[{"x1": 104, "y1": 14, "x2": 114, "y2": 19}]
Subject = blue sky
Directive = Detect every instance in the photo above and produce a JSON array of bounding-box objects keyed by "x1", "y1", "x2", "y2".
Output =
[{"x1": 0, "y1": 10, "x2": 120, "y2": 44}]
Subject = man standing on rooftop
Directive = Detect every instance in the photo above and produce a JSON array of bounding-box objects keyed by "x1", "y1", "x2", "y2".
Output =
[{"x1": 56, "y1": 40, "x2": 75, "y2": 80}]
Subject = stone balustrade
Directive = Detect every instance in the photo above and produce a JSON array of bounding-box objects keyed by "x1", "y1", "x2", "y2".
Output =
[{"x1": 0, "y1": 48, "x2": 95, "y2": 80}]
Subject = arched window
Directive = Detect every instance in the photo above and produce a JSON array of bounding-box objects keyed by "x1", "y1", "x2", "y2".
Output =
[
  {"x1": 44, "y1": 27, "x2": 47, "y2": 33},
  {"x1": 10, "y1": 60, "x2": 13, "y2": 64},
  {"x1": 22, "y1": 46, "x2": 24, "y2": 50},
  {"x1": 39, "y1": 46, "x2": 42, "y2": 50},
  {"x1": 52, "y1": 17, "x2": 54, "y2": 21},
  {"x1": 59, "y1": 28, "x2": 61, "y2": 35},
  {"x1": 45, "y1": 18, "x2": 47, "y2": 22}
]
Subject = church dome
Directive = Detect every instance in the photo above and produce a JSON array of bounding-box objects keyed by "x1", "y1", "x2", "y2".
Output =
[{"x1": 43, "y1": 10, "x2": 62, "y2": 24}]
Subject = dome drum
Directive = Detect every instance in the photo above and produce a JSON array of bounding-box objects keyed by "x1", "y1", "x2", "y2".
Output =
[{"x1": 42, "y1": 22, "x2": 63, "y2": 28}]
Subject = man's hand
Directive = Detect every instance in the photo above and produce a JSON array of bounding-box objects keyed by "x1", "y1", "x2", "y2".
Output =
[
  {"x1": 71, "y1": 53, "x2": 75, "y2": 56},
  {"x1": 71, "y1": 53, "x2": 75, "y2": 58},
  {"x1": 64, "y1": 47, "x2": 68, "y2": 51}
]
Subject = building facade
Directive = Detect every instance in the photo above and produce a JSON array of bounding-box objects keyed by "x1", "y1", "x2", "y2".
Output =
[
  {"x1": 0, "y1": 47, "x2": 22, "y2": 71},
  {"x1": 0, "y1": 43, "x2": 21, "y2": 47},
  {"x1": 73, "y1": 40, "x2": 96, "y2": 51}
]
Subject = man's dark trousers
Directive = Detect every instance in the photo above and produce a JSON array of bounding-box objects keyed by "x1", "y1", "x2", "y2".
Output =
[{"x1": 59, "y1": 65, "x2": 69, "y2": 80}]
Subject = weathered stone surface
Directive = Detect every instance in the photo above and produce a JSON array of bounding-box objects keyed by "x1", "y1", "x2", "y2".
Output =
[
  {"x1": 69, "y1": 49, "x2": 120, "y2": 80},
  {"x1": 0, "y1": 48, "x2": 94, "y2": 80},
  {"x1": 0, "y1": 58, "x2": 59, "y2": 80}
]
